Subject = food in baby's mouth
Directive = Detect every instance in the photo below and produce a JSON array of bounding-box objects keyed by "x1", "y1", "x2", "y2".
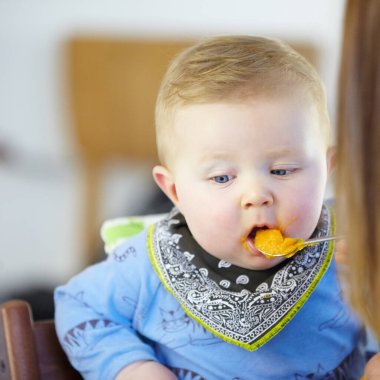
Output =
[{"x1": 254, "y1": 229, "x2": 304, "y2": 258}]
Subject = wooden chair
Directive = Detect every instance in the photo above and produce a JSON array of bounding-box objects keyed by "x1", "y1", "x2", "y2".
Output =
[
  {"x1": 0, "y1": 300, "x2": 82, "y2": 380},
  {"x1": 68, "y1": 37, "x2": 191, "y2": 267}
]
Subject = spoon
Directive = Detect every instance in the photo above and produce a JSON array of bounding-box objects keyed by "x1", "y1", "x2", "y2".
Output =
[{"x1": 256, "y1": 235, "x2": 345, "y2": 258}]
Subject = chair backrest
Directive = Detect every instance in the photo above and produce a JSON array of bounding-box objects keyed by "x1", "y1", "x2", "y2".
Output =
[
  {"x1": 0, "y1": 300, "x2": 82, "y2": 380},
  {"x1": 68, "y1": 37, "x2": 191, "y2": 266}
]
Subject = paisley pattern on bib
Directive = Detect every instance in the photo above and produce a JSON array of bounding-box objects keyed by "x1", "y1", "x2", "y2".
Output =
[{"x1": 147, "y1": 205, "x2": 335, "y2": 350}]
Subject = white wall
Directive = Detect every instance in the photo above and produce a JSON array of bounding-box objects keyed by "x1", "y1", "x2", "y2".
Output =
[{"x1": 0, "y1": 0, "x2": 346, "y2": 294}]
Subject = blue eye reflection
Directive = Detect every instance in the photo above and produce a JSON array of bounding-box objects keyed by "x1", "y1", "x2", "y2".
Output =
[
  {"x1": 271, "y1": 169, "x2": 288, "y2": 176},
  {"x1": 213, "y1": 175, "x2": 232, "y2": 184}
]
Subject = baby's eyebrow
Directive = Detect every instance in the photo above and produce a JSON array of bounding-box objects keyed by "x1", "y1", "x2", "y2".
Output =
[
  {"x1": 202, "y1": 151, "x2": 232, "y2": 159},
  {"x1": 265, "y1": 148, "x2": 296, "y2": 158},
  {"x1": 200, "y1": 155, "x2": 234, "y2": 173},
  {"x1": 200, "y1": 149, "x2": 236, "y2": 162}
]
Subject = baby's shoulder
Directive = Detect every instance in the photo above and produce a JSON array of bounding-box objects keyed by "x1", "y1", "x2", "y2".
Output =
[
  {"x1": 108, "y1": 230, "x2": 148, "y2": 261},
  {"x1": 100, "y1": 214, "x2": 167, "y2": 284},
  {"x1": 100, "y1": 213, "x2": 167, "y2": 255}
]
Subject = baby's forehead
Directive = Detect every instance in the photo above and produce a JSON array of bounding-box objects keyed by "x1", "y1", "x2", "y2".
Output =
[
  {"x1": 172, "y1": 93, "x2": 317, "y2": 121},
  {"x1": 160, "y1": 93, "x2": 330, "y2": 166},
  {"x1": 173, "y1": 97, "x2": 328, "y2": 142}
]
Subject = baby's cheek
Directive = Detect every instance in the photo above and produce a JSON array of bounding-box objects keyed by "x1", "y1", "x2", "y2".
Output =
[{"x1": 281, "y1": 203, "x2": 321, "y2": 238}]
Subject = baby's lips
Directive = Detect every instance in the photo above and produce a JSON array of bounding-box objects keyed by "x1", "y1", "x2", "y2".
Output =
[
  {"x1": 241, "y1": 234, "x2": 268, "y2": 257},
  {"x1": 240, "y1": 235, "x2": 251, "y2": 252}
]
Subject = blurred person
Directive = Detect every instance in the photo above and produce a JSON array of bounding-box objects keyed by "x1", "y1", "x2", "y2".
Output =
[
  {"x1": 54, "y1": 35, "x2": 365, "y2": 379},
  {"x1": 336, "y1": 0, "x2": 380, "y2": 379}
]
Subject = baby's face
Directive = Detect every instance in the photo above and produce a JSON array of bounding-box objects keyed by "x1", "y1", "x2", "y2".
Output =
[{"x1": 156, "y1": 98, "x2": 332, "y2": 270}]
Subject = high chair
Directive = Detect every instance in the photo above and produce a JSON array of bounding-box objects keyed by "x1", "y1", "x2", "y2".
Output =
[{"x1": 0, "y1": 300, "x2": 82, "y2": 380}]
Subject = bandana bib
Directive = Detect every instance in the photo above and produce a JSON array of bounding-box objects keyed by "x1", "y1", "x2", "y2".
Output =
[{"x1": 147, "y1": 205, "x2": 335, "y2": 351}]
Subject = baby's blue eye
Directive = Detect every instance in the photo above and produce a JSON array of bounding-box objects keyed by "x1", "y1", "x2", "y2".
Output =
[
  {"x1": 213, "y1": 175, "x2": 232, "y2": 183},
  {"x1": 271, "y1": 169, "x2": 288, "y2": 176}
]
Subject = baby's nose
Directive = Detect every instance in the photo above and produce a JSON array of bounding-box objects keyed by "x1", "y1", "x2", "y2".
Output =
[{"x1": 240, "y1": 184, "x2": 273, "y2": 209}]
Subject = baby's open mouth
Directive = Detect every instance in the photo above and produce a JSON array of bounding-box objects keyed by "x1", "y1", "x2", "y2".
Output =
[
  {"x1": 242, "y1": 226, "x2": 270, "y2": 256},
  {"x1": 248, "y1": 226, "x2": 269, "y2": 240}
]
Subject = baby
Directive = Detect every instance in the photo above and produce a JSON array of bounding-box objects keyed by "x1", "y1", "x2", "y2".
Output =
[{"x1": 55, "y1": 36, "x2": 365, "y2": 379}]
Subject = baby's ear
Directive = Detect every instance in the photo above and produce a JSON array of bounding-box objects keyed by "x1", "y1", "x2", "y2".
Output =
[
  {"x1": 327, "y1": 146, "x2": 337, "y2": 175},
  {"x1": 152, "y1": 165, "x2": 179, "y2": 206}
]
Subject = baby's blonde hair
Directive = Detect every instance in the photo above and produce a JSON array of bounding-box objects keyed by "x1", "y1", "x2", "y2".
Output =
[{"x1": 155, "y1": 35, "x2": 330, "y2": 165}]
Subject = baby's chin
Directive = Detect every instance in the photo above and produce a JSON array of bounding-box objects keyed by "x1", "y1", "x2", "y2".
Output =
[
  {"x1": 216, "y1": 252, "x2": 287, "y2": 271},
  {"x1": 238, "y1": 256, "x2": 287, "y2": 271}
]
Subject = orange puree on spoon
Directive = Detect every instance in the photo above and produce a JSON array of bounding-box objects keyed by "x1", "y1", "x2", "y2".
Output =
[{"x1": 254, "y1": 229, "x2": 304, "y2": 258}]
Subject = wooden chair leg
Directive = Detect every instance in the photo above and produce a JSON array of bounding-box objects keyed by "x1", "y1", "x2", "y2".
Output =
[{"x1": 83, "y1": 159, "x2": 103, "y2": 267}]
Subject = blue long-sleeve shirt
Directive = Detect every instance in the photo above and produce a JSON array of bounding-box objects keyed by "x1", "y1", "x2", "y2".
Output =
[{"x1": 55, "y1": 211, "x2": 364, "y2": 380}]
